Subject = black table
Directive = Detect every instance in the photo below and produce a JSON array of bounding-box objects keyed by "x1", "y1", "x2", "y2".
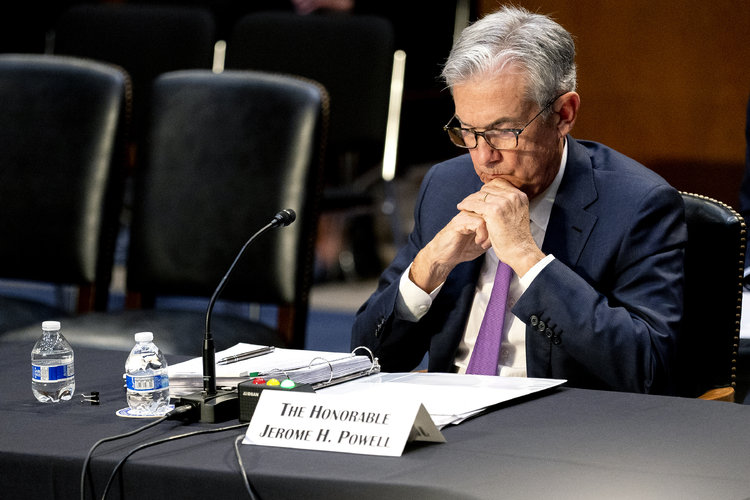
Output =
[{"x1": 2, "y1": 341, "x2": 750, "y2": 499}]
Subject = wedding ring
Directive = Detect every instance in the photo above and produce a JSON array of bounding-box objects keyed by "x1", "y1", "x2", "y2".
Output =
[{"x1": 483, "y1": 192, "x2": 489, "y2": 202}]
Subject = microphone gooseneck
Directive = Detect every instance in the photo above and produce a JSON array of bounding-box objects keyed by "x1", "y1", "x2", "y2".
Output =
[{"x1": 202, "y1": 208, "x2": 296, "y2": 396}]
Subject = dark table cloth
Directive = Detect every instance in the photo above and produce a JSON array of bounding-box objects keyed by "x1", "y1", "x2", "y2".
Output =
[{"x1": 2, "y1": 341, "x2": 750, "y2": 499}]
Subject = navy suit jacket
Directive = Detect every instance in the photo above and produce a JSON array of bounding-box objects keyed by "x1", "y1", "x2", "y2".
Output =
[{"x1": 351, "y1": 136, "x2": 687, "y2": 394}]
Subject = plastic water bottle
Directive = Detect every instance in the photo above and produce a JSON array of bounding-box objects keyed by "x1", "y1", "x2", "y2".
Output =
[
  {"x1": 125, "y1": 331, "x2": 170, "y2": 415},
  {"x1": 31, "y1": 321, "x2": 75, "y2": 403}
]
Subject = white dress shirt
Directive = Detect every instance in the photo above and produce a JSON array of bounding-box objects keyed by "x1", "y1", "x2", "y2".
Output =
[{"x1": 396, "y1": 142, "x2": 568, "y2": 376}]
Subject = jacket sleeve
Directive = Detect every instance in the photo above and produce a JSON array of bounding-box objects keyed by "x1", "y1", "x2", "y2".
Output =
[
  {"x1": 513, "y1": 183, "x2": 686, "y2": 394},
  {"x1": 350, "y1": 166, "x2": 463, "y2": 372}
]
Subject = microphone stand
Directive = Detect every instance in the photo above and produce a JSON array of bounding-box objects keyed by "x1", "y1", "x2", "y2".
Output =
[{"x1": 180, "y1": 209, "x2": 296, "y2": 423}]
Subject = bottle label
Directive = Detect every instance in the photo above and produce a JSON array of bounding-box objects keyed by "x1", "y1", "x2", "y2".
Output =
[
  {"x1": 126, "y1": 374, "x2": 169, "y2": 391},
  {"x1": 32, "y1": 363, "x2": 74, "y2": 382}
]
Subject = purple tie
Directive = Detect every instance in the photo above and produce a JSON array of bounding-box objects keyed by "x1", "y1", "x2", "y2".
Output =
[{"x1": 466, "y1": 261, "x2": 512, "y2": 375}]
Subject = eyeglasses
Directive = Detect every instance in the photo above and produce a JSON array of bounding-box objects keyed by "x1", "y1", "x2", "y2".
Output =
[{"x1": 443, "y1": 93, "x2": 565, "y2": 150}]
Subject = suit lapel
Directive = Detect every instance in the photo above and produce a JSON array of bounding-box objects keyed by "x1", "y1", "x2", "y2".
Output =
[{"x1": 542, "y1": 137, "x2": 598, "y2": 267}]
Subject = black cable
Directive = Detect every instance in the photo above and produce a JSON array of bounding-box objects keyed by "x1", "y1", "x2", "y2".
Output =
[
  {"x1": 234, "y1": 434, "x2": 262, "y2": 500},
  {"x1": 80, "y1": 404, "x2": 196, "y2": 500},
  {"x1": 80, "y1": 415, "x2": 168, "y2": 500},
  {"x1": 100, "y1": 423, "x2": 250, "y2": 500}
]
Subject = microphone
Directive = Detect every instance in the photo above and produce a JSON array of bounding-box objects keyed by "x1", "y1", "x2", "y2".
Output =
[
  {"x1": 179, "y1": 208, "x2": 296, "y2": 423},
  {"x1": 272, "y1": 208, "x2": 296, "y2": 227}
]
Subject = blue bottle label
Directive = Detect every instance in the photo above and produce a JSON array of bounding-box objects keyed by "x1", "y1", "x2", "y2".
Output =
[
  {"x1": 126, "y1": 374, "x2": 169, "y2": 391},
  {"x1": 32, "y1": 363, "x2": 74, "y2": 382}
]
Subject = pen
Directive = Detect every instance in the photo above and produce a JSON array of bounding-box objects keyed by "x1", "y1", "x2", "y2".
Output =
[{"x1": 217, "y1": 346, "x2": 275, "y2": 365}]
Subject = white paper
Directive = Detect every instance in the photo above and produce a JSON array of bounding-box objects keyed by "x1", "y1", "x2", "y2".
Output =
[
  {"x1": 169, "y1": 343, "x2": 350, "y2": 378},
  {"x1": 319, "y1": 372, "x2": 566, "y2": 429},
  {"x1": 167, "y1": 343, "x2": 378, "y2": 395}
]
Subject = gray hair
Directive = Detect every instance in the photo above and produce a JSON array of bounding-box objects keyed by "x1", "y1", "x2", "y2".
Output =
[{"x1": 441, "y1": 6, "x2": 577, "y2": 111}]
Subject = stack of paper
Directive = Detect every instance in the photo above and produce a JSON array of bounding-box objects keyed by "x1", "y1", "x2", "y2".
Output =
[
  {"x1": 168, "y1": 343, "x2": 379, "y2": 396},
  {"x1": 260, "y1": 355, "x2": 376, "y2": 388},
  {"x1": 319, "y1": 372, "x2": 566, "y2": 429}
]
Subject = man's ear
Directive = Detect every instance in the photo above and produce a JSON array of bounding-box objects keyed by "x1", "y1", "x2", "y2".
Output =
[{"x1": 556, "y1": 92, "x2": 580, "y2": 137}]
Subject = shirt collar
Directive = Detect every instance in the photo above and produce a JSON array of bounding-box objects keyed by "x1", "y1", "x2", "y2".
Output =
[{"x1": 528, "y1": 138, "x2": 567, "y2": 232}]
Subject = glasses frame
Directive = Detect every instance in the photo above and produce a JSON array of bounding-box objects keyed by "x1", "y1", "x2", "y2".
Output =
[{"x1": 443, "y1": 93, "x2": 566, "y2": 150}]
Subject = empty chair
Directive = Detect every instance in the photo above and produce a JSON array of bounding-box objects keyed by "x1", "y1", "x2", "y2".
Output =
[
  {"x1": 226, "y1": 11, "x2": 392, "y2": 188},
  {"x1": 225, "y1": 12, "x2": 401, "y2": 280},
  {"x1": 51, "y1": 3, "x2": 217, "y2": 167},
  {"x1": 675, "y1": 192, "x2": 746, "y2": 401},
  {"x1": 1, "y1": 69, "x2": 328, "y2": 356},
  {"x1": 0, "y1": 54, "x2": 131, "y2": 333}
]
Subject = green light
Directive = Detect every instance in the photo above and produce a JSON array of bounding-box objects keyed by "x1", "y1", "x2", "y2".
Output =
[{"x1": 280, "y1": 379, "x2": 296, "y2": 389}]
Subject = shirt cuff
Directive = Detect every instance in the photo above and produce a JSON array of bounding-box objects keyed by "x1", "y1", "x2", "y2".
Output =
[
  {"x1": 395, "y1": 263, "x2": 443, "y2": 322},
  {"x1": 519, "y1": 254, "x2": 555, "y2": 291}
]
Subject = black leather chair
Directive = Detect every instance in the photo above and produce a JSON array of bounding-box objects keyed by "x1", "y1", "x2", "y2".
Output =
[
  {"x1": 676, "y1": 192, "x2": 746, "y2": 401},
  {"x1": 225, "y1": 12, "x2": 401, "y2": 280},
  {"x1": 0, "y1": 54, "x2": 131, "y2": 333},
  {"x1": 1, "y1": 69, "x2": 328, "y2": 356},
  {"x1": 51, "y1": 3, "x2": 217, "y2": 170}
]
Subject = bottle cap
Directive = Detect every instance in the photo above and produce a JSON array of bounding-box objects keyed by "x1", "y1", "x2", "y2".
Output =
[
  {"x1": 42, "y1": 321, "x2": 61, "y2": 331},
  {"x1": 134, "y1": 331, "x2": 154, "y2": 342}
]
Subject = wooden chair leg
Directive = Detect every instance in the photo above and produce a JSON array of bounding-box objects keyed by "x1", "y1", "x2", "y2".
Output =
[
  {"x1": 277, "y1": 304, "x2": 296, "y2": 347},
  {"x1": 76, "y1": 284, "x2": 96, "y2": 313}
]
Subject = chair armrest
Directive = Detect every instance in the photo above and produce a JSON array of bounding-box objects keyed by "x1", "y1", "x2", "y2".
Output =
[{"x1": 697, "y1": 386, "x2": 735, "y2": 402}]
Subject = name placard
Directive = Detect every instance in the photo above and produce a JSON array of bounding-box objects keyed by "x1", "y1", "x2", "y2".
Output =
[{"x1": 243, "y1": 390, "x2": 445, "y2": 456}]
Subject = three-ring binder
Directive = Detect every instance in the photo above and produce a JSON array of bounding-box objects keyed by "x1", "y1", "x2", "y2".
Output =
[{"x1": 256, "y1": 346, "x2": 380, "y2": 390}]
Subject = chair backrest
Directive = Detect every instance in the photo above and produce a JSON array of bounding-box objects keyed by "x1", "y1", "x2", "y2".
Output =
[
  {"x1": 225, "y1": 11, "x2": 394, "y2": 187},
  {"x1": 676, "y1": 192, "x2": 746, "y2": 399},
  {"x1": 52, "y1": 3, "x2": 216, "y2": 160},
  {"x1": 0, "y1": 53, "x2": 130, "y2": 312},
  {"x1": 125, "y1": 69, "x2": 328, "y2": 349}
]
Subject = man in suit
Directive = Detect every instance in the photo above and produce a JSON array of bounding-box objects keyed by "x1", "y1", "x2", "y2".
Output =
[{"x1": 351, "y1": 6, "x2": 687, "y2": 394}]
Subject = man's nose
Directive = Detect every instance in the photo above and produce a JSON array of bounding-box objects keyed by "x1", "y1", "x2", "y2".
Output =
[{"x1": 473, "y1": 136, "x2": 502, "y2": 163}]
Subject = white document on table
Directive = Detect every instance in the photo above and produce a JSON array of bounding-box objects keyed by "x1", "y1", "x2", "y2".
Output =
[
  {"x1": 167, "y1": 343, "x2": 377, "y2": 395},
  {"x1": 319, "y1": 372, "x2": 566, "y2": 429}
]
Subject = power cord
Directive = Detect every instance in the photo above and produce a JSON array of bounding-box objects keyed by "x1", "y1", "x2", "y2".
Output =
[
  {"x1": 99, "y1": 422, "x2": 251, "y2": 500},
  {"x1": 234, "y1": 434, "x2": 262, "y2": 500},
  {"x1": 80, "y1": 404, "x2": 197, "y2": 500}
]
